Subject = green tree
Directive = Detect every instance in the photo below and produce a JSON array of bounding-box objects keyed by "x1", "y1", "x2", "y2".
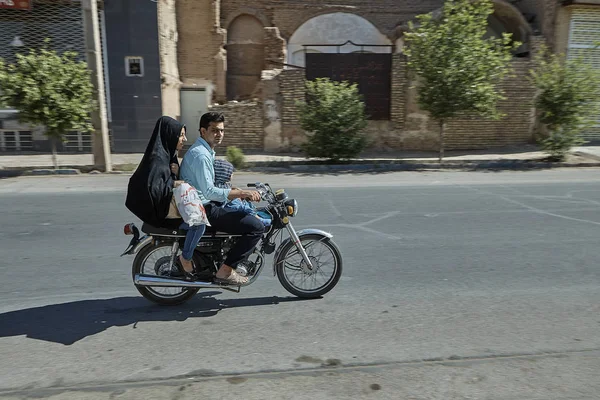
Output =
[
  {"x1": 0, "y1": 46, "x2": 96, "y2": 169},
  {"x1": 404, "y1": 0, "x2": 518, "y2": 162},
  {"x1": 297, "y1": 78, "x2": 368, "y2": 161},
  {"x1": 530, "y1": 45, "x2": 600, "y2": 160}
]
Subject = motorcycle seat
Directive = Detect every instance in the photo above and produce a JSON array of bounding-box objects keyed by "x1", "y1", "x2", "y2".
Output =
[{"x1": 141, "y1": 222, "x2": 222, "y2": 237}]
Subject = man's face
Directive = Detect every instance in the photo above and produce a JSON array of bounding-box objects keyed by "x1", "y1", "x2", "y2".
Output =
[{"x1": 200, "y1": 121, "x2": 224, "y2": 148}]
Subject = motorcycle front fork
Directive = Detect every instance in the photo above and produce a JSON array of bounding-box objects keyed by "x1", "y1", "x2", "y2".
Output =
[{"x1": 285, "y1": 223, "x2": 314, "y2": 270}]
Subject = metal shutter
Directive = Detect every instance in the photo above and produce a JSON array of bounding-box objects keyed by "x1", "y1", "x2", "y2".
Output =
[
  {"x1": 0, "y1": 0, "x2": 110, "y2": 153},
  {"x1": 568, "y1": 8, "x2": 600, "y2": 140}
]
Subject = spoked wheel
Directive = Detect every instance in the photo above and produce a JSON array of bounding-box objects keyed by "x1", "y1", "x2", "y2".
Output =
[
  {"x1": 275, "y1": 234, "x2": 342, "y2": 298},
  {"x1": 132, "y1": 242, "x2": 199, "y2": 305}
]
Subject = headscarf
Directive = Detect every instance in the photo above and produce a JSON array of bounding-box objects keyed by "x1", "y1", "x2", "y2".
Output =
[{"x1": 125, "y1": 116, "x2": 185, "y2": 227}]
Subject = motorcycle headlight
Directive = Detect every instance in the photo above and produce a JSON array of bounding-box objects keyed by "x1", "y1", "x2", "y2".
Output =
[{"x1": 285, "y1": 199, "x2": 298, "y2": 217}]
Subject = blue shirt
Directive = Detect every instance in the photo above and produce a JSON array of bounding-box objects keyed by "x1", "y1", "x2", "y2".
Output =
[{"x1": 180, "y1": 138, "x2": 231, "y2": 205}]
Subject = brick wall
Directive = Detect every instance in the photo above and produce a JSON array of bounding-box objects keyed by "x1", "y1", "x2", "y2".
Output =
[
  {"x1": 221, "y1": 0, "x2": 443, "y2": 40},
  {"x1": 173, "y1": 0, "x2": 551, "y2": 152},
  {"x1": 280, "y1": 69, "x2": 306, "y2": 127},
  {"x1": 443, "y1": 60, "x2": 537, "y2": 150},
  {"x1": 278, "y1": 69, "x2": 307, "y2": 150},
  {"x1": 209, "y1": 102, "x2": 264, "y2": 150},
  {"x1": 391, "y1": 54, "x2": 408, "y2": 129},
  {"x1": 176, "y1": 0, "x2": 224, "y2": 85},
  {"x1": 264, "y1": 27, "x2": 286, "y2": 69},
  {"x1": 273, "y1": 58, "x2": 538, "y2": 152}
]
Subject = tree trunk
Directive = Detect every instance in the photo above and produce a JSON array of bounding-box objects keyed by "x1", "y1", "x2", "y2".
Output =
[
  {"x1": 438, "y1": 119, "x2": 445, "y2": 164},
  {"x1": 51, "y1": 138, "x2": 59, "y2": 170}
]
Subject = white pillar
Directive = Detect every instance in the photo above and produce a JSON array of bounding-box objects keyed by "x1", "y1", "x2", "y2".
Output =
[{"x1": 82, "y1": 0, "x2": 112, "y2": 171}]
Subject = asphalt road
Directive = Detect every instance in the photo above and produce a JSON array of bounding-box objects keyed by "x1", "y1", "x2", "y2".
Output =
[{"x1": 0, "y1": 169, "x2": 599, "y2": 399}]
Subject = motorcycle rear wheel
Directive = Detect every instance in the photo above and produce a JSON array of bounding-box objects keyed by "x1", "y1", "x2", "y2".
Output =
[{"x1": 132, "y1": 242, "x2": 199, "y2": 305}]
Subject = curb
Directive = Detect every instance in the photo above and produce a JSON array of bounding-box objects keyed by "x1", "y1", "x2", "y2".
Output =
[
  {"x1": 3, "y1": 160, "x2": 600, "y2": 178},
  {"x1": 244, "y1": 160, "x2": 600, "y2": 173},
  {"x1": 29, "y1": 168, "x2": 81, "y2": 176},
  {"x1": 0, "y1": 168, "x2": 81, "y2": 178}
]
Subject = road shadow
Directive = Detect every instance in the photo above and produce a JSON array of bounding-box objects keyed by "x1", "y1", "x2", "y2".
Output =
[{"x1": 0, "y1": 292, "x2": 314, "y2": 346}]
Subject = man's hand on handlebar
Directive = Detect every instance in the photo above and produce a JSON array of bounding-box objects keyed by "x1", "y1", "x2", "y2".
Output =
[
  {"x1": 243, "y1": 190, "x2": 261, "y2": 202},
  {"x1": 228, "y1": 188, "x2": 261, "y2": 202}
]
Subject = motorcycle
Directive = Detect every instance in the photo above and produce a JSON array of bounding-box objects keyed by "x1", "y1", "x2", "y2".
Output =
[{"x1": 121, "y1": 182, "x2": 343, "y2": 305}]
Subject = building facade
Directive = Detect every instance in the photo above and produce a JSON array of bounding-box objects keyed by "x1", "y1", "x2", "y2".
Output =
[
  {"x1": 158, "y1": 0, "x2": 598, "y2": 153},
  {"x1": 1, "y1": 0, "x2": 598, "y2": 154}
]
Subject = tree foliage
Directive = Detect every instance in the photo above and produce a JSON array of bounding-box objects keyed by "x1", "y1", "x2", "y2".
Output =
[
  {"x1": 0, "y1": 45, "x2": 96, "y2": 167},
  {"x1": 404, "y1": 0, "x2": 518, "y2": 161},
  {"x1": 530, "y1": 45, "x2": 600, "y2": 159},
  {"x1": 297, "y1": 78, "x2": 368, "y2": 161}
]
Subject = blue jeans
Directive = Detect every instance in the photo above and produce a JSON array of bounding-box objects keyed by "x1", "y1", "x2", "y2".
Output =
[
  {"x1": 204, "y1": 203, "x2": 264, "y2": 268},
  {"x1": 224, "y1": 198, "x2": 256, "y2": 214},
  {"x1": 223, "y1": 199, "x2": 271, "y2": 227},
  {"x1": 179, "y1": 222, "x2": 206, "y2": 261}
]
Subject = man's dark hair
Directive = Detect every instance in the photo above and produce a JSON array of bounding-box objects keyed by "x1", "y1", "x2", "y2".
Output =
[{"x1": 199, "y1": 112, "x2": 225, "y2": 131}]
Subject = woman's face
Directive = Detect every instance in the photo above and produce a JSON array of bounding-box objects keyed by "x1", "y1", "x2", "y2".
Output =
[{"x1": 176, "y1": 127, "x2": 187, "y2": 151}]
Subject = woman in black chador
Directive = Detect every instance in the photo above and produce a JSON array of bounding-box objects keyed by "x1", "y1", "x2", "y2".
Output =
[{"x1": 125, "y1": 116, "x2": 204, "y2": 279}]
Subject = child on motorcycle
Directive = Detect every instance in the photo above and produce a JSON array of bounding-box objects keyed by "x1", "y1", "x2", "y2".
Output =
[{"x1": 213, "y1": 159, "x2": 271, "y2": 227}]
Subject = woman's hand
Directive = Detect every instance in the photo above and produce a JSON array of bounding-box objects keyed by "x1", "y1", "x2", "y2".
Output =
[
  {"x1": 170, "y1": 163, "x2": 179, "y2": 176},
  {"x1": 173, "y1": 180, "x2": 184, "y2": 188}
]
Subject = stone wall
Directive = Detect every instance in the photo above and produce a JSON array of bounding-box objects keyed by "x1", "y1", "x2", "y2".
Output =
[{"x1": 208, "y1": 102, "x2": 264, "y2": 150}]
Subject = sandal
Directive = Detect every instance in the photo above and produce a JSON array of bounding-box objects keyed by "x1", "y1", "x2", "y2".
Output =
[
  {"x1": 178, "y1": 255, "x2": 197, "y2": 281},
  {"x1": 214, "y1": 269, "x2": 249, "y2": 285}
]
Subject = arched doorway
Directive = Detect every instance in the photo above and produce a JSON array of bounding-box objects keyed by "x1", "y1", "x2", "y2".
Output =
[
  {"x1": 288, "y1": 13, "x2": 393, "y2": 120},
  {"x1": 226, "y1": 15, "x2": 264, "y2": 101},
  {"x1": 287, "y1": 12, "x2": 392, "y2": 67},
  {"x1": 487, "y1": 0, "x2": 533, "y2": 56}
]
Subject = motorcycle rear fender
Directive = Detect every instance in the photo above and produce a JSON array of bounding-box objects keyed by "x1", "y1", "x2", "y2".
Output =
[
  {"x1": 272, "y1": 229, "x2": 333, "y2": 276},
  {"x1": 121, "y1": 235, "x2": 153, "y2": 256}
]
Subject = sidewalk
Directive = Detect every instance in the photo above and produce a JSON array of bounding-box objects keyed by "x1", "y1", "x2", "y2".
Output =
[{"x1": 2, "y1": 145, "x2": 600, "y2": 176}]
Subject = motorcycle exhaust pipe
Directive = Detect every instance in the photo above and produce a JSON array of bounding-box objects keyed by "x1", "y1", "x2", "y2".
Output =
[{"x1": 134, "y1": 274, "x2": 233, "y2": 289}]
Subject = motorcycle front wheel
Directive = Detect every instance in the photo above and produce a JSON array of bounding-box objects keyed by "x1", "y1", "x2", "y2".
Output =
[
  {"x1": 132, "y1": 242, "x2": 199, "y2": 305},
  {"x1": 275, "y1": 234, "x2": 342, "y2": 298}
]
